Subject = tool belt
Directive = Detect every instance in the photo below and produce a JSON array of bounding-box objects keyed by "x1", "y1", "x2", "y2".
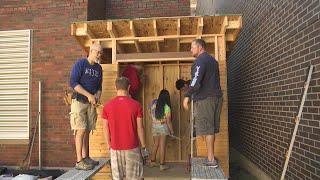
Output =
[{"x1": 63, "y1": 90, "x2": 72, "y2": 105}]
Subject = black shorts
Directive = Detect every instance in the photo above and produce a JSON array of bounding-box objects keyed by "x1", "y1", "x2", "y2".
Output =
[{"x1": 193, "y1": 96, "x2": 223, "y2": 136}]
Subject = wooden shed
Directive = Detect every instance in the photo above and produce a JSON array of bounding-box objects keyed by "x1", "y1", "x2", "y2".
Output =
[{"x1": 71, "y1": 15, "x2": 242, "y2": 178}]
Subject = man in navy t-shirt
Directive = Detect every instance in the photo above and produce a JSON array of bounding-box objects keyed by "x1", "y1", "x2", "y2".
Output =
[
  {"x1": 69, "y1": 44, "x2": 103, "y2": 170},
  {"x1": 183, "y1": 39, "x2": 222, "y2": 168}
]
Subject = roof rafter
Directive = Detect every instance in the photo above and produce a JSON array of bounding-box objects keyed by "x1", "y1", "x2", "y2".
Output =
[
  {"x1": 130, "y1": 21, "x2": 141, "y2": 53},
  {"x1": 153, "y1": 20, "x2": 160, "y2": 52},
  {"x1": 107, "y1": 21, "x2": 124, "y2": 53},
  {"x1": 197, "y1": 17, "x2": 203, "y2": 37},
  {"x1": 177, "y1": 18, "x2": 180, "y2": 52}
]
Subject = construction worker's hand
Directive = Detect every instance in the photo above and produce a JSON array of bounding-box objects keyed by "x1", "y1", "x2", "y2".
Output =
[
  {"x1": 87, "y1": 94, "x2": 96, "y2": 105},
  {"x1": 141, "y1": 147, "x2": 149, "y2": 160},
  {"x1": 94, "y1": 94, "x2": 100, "y2": 104},
  {"x1": 183, "y1": 97, "x2": 190, "y2": 110}
]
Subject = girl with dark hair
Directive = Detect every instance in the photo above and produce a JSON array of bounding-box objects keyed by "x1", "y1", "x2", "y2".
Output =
[{"x1": 148, "y1": 89, "x2": 174, "y2": 171}]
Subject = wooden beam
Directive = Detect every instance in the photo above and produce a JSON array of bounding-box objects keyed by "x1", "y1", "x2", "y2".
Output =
[
  {"x1": 153, "y1": 19, "x2": 160, "y2": 52},
  {"x1": 177, "y1": 18, "x2": 181, "y2": 36},
  {"x1": 112, "y1": 39, "x2": 117, "y2": 64},
  {"x1": 220, "y1": 17, "x2": 228, "y2": 34},
  {"x1": 215, "y1": 36, "x2": 218, "y2": 61},
  {"x1": 107, "y1": 21, "x2": 116, "y2": 38},
  {"x1": 179, "y1": 36, "x2": 216, "y2": 43},
  {"x1": 130, "y1": 21, "x2": 141, "y2": 53},
  {"x1": 84, "y1": 38, "x2": 164, "y2": 47},
  {"x1": 85, "y1": 36, "x2": 223, "y2": 48},
  {"x1": 84, "y1": 24, "x2": 95, "y2": 39},
  {"x1": 219, "y1": 35, "x2": 226, "y2": 62},
  {"x1": 138, "y1": 38, "x2": 164, "y2": 42},
  {"x1": 179, "y1": 37, "x2": 197, "y2": 43},
  {"x1": 71, "y1": 23, "x2": 77, "y2": 36},
  {"x1": 177, "y1": 18, "x2": 180, "y2": 52},
  {"x1": 71, "y1": 24, "x2": 89, "y2": 52},
  {"x1": 117, "y1": 57, "x2": 194, "y2": 63},
  {"x1": 91, "y1": 34, "x2": 223, "y2": 42},
  {"x1": 117, "y1": 52, "x2": 194, "y2": 63},
  {"x1": 72, "y1": 23, "x2": 87, "y2": 36},
  {"x1": 107, "y1": 21, "x2": 124, "y2": 53},
  {"x1": 197, "y1": 17, "x2": 203, "y2": 37},
  {"x1": 100, "y1": 41, "x2": 112, "y2": 48},
  {"x1": 227, "y1": 20, "x2": 241, "y2": 29}
]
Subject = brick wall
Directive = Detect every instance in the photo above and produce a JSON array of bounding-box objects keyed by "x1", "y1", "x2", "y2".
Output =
[
  {"x1": 210, "y1": 0, "x2": 320, "y2": 179},
  {"x1": 106, "y1": 0, "x2": 190, "y2": 19},
  {"x1": 0, "y1": 0, "x2": 88, "y2": 167}
]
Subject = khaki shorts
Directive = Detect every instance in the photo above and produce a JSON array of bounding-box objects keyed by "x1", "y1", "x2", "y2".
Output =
[
  {"x1": 70, "y1": 99, "x2": 97, "y2": 131},
  {"x1": 110, "y1": 147, "x2": 143, "y2": 180},
  {"x1": 194, "y1": 96, "x2": 223, "y2": 136}
]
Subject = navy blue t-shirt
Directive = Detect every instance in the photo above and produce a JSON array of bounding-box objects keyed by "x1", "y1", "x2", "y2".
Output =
[
  {"x1": 185, "y1": 52, "x2": 222, "y2": 101},
  {"x1": 70, "y1": 58, "x2": 103, "y2": 103}
]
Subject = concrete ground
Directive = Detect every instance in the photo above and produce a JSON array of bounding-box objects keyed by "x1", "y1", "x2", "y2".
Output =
[
  {"x1": 229, "y1": 150, "x2": 258, "y2": 180},
  {"x1": 144, "y1": 162, "x2": 190, "y2": 180}
]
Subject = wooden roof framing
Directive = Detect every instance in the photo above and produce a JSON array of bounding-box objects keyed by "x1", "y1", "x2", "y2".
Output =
[{"x1": 71, "y1": 15, "x2": 242, "y2": 63}]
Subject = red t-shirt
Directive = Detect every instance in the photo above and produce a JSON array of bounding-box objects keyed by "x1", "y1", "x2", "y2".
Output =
[
  {"x1": 102, "y1": 96, "x2": 143, "y2": 150},
  {"x1": 122, "y1": 65, "x2": 141, "y2": 96}
]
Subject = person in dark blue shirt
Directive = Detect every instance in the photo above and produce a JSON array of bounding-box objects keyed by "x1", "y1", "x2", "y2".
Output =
[
  {"x1": 69, "y1": 44, "x2": 103, "y2": 170},
  {"x1": 183, "y1": 39, "x2": 223, "y2": 168}
]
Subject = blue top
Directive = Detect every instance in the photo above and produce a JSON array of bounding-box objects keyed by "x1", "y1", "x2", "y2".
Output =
[
  {"x1": 185, "y1": 52, "x2": 222, "y2": 101},
  {"x1": 70, "y1": 58, "x2": 103, "y2": 103}
]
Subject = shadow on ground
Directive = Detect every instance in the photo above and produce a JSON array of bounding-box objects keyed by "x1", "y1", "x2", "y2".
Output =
[{"x1": 229, "y1": 150, "x2": 258, "y2": 180}]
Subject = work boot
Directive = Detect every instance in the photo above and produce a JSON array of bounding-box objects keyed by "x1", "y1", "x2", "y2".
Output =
[
  {"x1": 160, "y1": 164, "x2": 170, "y2": 171},
  {"x1": 84, "y1": 157, "x2": 99, "y2": 166},
  {"x1": 203, "y1": 158, "x2": 218, "y2": 168},
  {"x1": 148, "y1": 161, "x2": 159, "y2": 168},
  {"x1": 75, "y1": 159, "x2": 94, "y2": 170}
]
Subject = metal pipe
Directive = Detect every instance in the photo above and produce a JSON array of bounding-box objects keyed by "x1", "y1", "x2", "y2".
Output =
[
  {"x1": 38, "y1": 81, "x2": 42, "y2": 170},
  {"x1": 191, "y1": 100, "x2": 194, "y2": 158}
]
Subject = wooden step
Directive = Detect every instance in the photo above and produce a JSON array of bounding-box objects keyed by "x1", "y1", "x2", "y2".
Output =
[{"x1": 56, "y1": 158, "x2": 109, "y2": 180}]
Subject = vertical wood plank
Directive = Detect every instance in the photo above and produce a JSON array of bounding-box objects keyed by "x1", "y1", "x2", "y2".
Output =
[
  {"x1": 90, "y1": 64, "x2": 118, "y2": 176},
  {"x1": 143, "y1": 65, "x2": 162, "y2": 161},
  {"x1": 179, "y1": 64, "x2": 192, "y2": 161},
  {"x1": 163, "y1": 65, "x2": 180, "y2": 162}
]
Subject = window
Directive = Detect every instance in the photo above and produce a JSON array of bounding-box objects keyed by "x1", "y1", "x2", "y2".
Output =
[{"x1": 0, "y1": 30, "x2": 31, "y2": 144}]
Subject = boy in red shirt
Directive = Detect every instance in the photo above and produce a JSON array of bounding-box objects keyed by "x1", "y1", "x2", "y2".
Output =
[{"x1": 102, "y1": 77, "x2": 148, "y2": 179}]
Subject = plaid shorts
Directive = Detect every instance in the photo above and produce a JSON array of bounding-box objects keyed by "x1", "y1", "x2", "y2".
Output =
[{"x1": 110, "y1": 147, "x2": 143, "y2": 180}]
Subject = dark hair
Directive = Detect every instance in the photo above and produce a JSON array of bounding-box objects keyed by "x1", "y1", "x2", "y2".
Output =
[
  {"x1": 115, "y1": 77, "x2": 130, "y2": 90},
  {"x1": 176, "y1": 79, "x2": 186, "y2": 90},
  {"x1": 155, "y1": 89, "x2": 171, "y2": 119},
  {"x1": 193, "y1": 39, "x2": 206, "y2": 49}
]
